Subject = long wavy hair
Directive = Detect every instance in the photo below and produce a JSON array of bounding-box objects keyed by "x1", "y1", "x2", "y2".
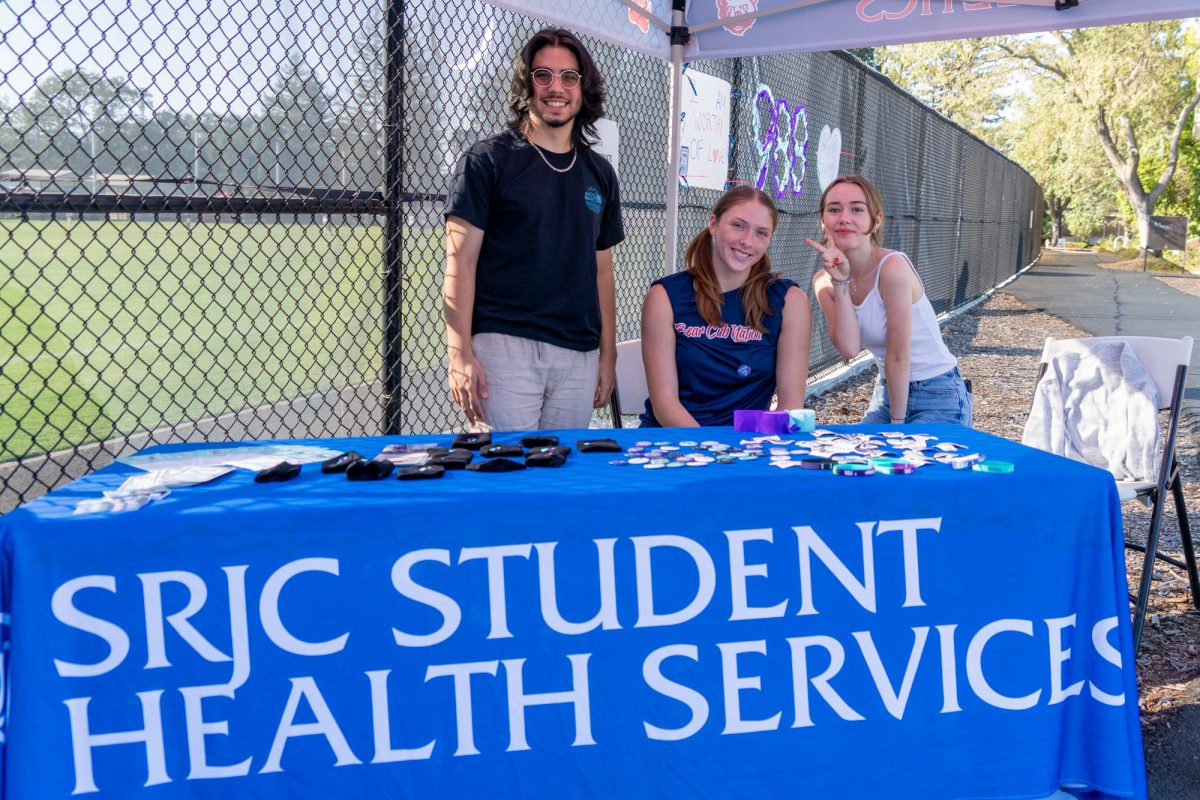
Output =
[
  {"x1": 684, "y1": 186, "x2": 780, "y2": 333},
  {"x1": 507, "y1": 28, "x2": 606, "y2": 149},
  {"x1": 818, "y1": 175, "x2": 885, "y2": 247}
]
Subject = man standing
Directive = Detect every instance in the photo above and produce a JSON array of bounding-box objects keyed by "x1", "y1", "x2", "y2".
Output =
[{"x1": 443, "y1": 28, "x2": 623, "y2": 431}]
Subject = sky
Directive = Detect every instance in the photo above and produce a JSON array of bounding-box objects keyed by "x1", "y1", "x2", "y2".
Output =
[{"x1": 0, "y1": 0, "x2": 371, "y2": 114}]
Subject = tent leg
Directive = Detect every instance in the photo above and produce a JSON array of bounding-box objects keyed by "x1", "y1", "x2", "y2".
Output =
[{"x1": 663, "y1": 3, "x2": 685, "y2": 276}]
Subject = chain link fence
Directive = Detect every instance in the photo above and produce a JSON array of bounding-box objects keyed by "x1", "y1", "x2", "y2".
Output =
[{"x1": 0, "y1": 0, "x2": 1041, "y2": 511}]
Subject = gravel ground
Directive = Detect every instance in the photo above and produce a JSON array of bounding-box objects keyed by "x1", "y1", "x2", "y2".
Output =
[{"x1": 807, "y1": 289, "x2": 1200, "y2": 760}]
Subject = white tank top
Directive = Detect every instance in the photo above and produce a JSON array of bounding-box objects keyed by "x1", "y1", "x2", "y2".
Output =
[{"x1": 852, "y1": 251, "x2": 957, "y2": 382}]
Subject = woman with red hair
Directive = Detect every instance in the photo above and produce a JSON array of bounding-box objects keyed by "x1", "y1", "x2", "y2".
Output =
[{"x1": 640, "y1": 186, "x2": 811, "y2": 427}]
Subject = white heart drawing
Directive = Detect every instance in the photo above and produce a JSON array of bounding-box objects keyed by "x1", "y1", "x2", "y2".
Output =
[{"x1": 817, "y1": 126, "x2": 841, "y2": 192}]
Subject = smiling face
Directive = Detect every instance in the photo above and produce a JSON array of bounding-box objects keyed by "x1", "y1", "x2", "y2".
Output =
[
  {"x1": 709, "y1": 198, "x2": 775, "y2": 282},
  {"x1": 528, "y1": 45, "x2": 582, "y2": 133},
  {"x1": 820, "y1": 181, "x2": 882, "y2": 250}
]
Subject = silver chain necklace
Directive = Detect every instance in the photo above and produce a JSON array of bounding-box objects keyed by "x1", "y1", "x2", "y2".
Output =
[{"x1": 528, "y1": 139, "x2": 577, "y2": 173}]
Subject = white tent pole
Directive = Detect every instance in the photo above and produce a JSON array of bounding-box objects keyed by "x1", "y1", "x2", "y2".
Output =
[{"x1": 663, "y1": 2, "x2": 685, "y2": 275}]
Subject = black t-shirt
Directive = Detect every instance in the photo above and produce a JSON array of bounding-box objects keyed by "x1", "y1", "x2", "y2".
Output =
[{"x1": 445, "y1": 128, "x2": 624, "y2": 352}]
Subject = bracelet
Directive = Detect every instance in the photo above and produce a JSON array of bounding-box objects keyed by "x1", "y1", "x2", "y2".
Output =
[
  {"x1": 890, "y1": 417, "x2": 904, "y2": 424},
  {"x1": 830, "y1": 276, "x2": 851, "y2": 287}
]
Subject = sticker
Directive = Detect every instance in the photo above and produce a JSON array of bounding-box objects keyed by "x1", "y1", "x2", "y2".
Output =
[
  {"x1": 737, "y1": 364, "x2": 752, "y2": 377},
  {"x1": 949, "y1": 453, "x2": 984, "y2": 470}
]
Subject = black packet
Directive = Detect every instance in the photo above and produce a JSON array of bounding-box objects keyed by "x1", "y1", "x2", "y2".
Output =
[
  {"x1": 321, "y1": 451, "x2": 365, "y2": 474},
  {"x1": 346, "y1": 458, "x2": 395, "y2": 481},
  {"x1": 576, "y1": 438, "x2": 622, "y2": 453},
  {"x1": 520, "y1": 434, "x2": 559, "y2": 448},
  {"x1": 255, "y1": 461, "x2": 301, "y2": 483},
  {"x1": 481, "y1": 444, "x2": 524, "y2": 459},
  {"x1": 465, "y1": 457, "x2": 526, "y2": 473},
  {"x1": 525, "y1": 450, "x2": 567, "y2": 468},
  {"x1": 397, "y1": 464, "x2": 445, "y2": 480},
  {"x1": 452, "y1": 432, "x2": 492, "y2": 451},
  {"x1": 527, "y1": 445, "x2": 571, "y2": 458},
  {"x1": 427, "y1": 448, "x2": 474, "y2": 469}
]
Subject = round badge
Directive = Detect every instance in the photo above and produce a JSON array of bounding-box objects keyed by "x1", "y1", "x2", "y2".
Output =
[
  {"x1": 737, "y1": 364, "x2": 751, "y2": 377},
  {"x1": 799, "y1": 457, "x2": 835, "y2": 470}
]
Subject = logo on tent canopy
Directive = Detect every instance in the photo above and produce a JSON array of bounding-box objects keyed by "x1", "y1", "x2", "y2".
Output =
[
  {"x1": 627, "y1": 0, "x2": 652, "y2": 34},
  {"x1": 717, "y1": 0, "x2": 758, "y2": 36}
]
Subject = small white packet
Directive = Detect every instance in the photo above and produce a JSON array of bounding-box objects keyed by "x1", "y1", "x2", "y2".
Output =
[
  {"x1": 75, "y1": 492, "x2": 162, "y2": 515},
  {"x1": 113, "y1": 466, "x2": 233, "y2": 496}
]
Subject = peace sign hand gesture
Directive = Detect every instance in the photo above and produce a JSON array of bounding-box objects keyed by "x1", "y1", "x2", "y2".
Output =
[{"x1": 805, "y1": 238, "x2": 850, "y2": 283}]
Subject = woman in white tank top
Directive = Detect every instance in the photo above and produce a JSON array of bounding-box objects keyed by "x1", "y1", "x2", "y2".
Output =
[{"x1": 807, "y1": 175, "x2": 972, "y2": 426}]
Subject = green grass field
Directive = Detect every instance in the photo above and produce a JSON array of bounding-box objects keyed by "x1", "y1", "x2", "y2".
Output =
[{"x1": 0, "y1": 219, "x2": 446, "y2": 462}]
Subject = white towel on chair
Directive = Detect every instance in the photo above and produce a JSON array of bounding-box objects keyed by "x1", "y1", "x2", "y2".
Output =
[{"x1": 1022, "y1": 340, "x2": 1160, "y2": 481}]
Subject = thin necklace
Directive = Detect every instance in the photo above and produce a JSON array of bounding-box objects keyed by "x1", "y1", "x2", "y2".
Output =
[
  {"x1": 527, "y1": 138, "x2": 577, "y2": 173},
  {"x1": 850, "y1": 248, "x2": 882, "y2": 290}
]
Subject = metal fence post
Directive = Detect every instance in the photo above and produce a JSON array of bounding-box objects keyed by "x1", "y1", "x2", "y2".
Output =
[{"x1": 382, "y1": 0, "x2": 407, "y2": 435}]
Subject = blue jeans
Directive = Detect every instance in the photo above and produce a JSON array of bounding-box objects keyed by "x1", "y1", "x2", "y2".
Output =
[{"x1": 862, "y1": 366, "x2": 973, "y2": 427}]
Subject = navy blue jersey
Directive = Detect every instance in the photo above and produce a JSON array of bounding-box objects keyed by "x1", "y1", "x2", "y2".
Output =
[{"x1": 642, "y1": 270, "x2": 793, "y2": 427}]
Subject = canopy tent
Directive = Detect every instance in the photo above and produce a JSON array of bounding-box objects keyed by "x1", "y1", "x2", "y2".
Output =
[{"x1": 480, "y1": 0, "x2": 1200, "y2": 273}]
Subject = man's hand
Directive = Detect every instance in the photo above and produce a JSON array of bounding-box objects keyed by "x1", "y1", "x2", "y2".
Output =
[
  {"x1": 445, "y1": 216, "x2": 486, "y2": 424},
  {"x1": 593, "y1": 354, "x2": 616, "y2": 409},
  {"x1": 449, "y1": 353, "x2": 489, "y2": 425}
]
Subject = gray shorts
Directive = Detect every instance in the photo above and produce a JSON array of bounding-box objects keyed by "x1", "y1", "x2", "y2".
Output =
[{"x1": 471, "y1": 332, "x2": 599, "y2": 432}]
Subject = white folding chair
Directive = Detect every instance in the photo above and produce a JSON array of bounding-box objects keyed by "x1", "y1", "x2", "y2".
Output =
[
  {"x1": 1031, "y1": 336, "x2": 1198, "y2": 652},
  {"x1": 609, "y1": 338, "x2": 649, "y2": 429}
]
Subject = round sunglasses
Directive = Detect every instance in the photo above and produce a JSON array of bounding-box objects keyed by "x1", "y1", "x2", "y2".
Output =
[{"x1": 531, "y1": 68, "x2": 582, "y2": 89}]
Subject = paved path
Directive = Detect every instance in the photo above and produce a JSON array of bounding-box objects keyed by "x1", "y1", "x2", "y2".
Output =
[{"x1": 1001, "y1": 249, "x2": 1200, "y2": 430}]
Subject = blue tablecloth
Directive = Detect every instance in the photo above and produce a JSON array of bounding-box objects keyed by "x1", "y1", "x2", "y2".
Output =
[{"x1": 0, "y1": 425, "x2": 1145, "y2": 799}]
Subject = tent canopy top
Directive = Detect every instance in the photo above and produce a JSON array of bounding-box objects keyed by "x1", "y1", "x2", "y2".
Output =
[{"x1": 480, "y1": 0, "x2": 1200, "y2": 62}]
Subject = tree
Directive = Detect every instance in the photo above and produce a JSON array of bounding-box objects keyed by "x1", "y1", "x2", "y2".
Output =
[
  {"x1": 259, "y1": 50, "x2": 337, "y2": 190},
  {"x1": 18, "y1": 69, "x2": 153, "y2": 186},
  {"x1": 878, "y1": 22, "x2": 1200, "y2": 249},
  {"x1": 876, "y1": 39, "x2": 1015, "y2": 139},
  {"x1": 999, "y1": 23, "x2": 1200, "y2": 248},
  {"x1": 1001, "y1": 72, "x2": 1113, "y2": 243},
  {"x1": 845, "y1": 48, "x2": 879, "y2": 70}
]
